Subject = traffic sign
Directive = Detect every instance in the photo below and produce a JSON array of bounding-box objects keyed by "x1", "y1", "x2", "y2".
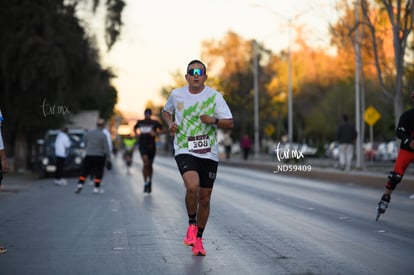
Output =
[{"x1": 364, "y1": 106, "x2": 381, "y2": 126}]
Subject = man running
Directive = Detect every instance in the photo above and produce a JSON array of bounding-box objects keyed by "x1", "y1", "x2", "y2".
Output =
[
  {"x1": 134, "y1": 108, "x2": 164, "y2": 193},
  {"x1": 162, "y1": 59, "x2": 233, "y2": 256}
]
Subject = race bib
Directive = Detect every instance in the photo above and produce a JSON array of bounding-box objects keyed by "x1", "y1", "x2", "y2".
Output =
[
  {"x1": 140, "y1": 126, "x2": 152, "y2": 134},
  {"x1": 188, "y1": 135, "x2": 211, "y2": 154}
]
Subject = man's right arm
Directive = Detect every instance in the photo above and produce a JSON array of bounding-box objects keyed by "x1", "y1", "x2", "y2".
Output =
[{"x1": 162, "y1": 110, "x2": 177, "y2": 134}]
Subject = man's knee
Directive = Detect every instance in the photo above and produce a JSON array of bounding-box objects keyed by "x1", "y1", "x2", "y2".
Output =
[
  {"x1": 198, "y1": 196, "x2": 211, "y2": 208},
  {"x1": 198, "y1": 188, "x2": 212, "y2": 205},
  {"x1": 183, "y1": 171, "x2": 199, "y2": 191},
  {"x1": 386, "y1": 171, "x2": 402, "y2": 190}
]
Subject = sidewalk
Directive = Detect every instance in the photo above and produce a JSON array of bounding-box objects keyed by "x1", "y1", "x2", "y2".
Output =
[
  {"x1": 220, "y1": 154, "x2": 414, "y2": 193},
  {"x1": 0, "y1": 173, "x2": 38, "y2": 195}
]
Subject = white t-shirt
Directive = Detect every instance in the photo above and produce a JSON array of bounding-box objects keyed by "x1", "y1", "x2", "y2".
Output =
[
  {"x1": 55, "y1": 131, "x2": 71, "y2": 158},
  {"x1": 163, "y1": 85, "x2": 233, "y2": 161}
]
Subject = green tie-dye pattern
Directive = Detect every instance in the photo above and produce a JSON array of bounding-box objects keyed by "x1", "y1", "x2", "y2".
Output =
[{"x1": 177, "y1": 94, "x2": 217, "y2": 150}]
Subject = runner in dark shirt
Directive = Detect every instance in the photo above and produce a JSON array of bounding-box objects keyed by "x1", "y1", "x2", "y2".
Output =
[{"x1": 134, "y1": 108, "x2": 164, "y2": 193}]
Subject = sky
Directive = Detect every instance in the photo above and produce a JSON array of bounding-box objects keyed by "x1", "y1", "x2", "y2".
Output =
[{"x1": 97, "y1": 0, "x2": 339, "y2": 118}]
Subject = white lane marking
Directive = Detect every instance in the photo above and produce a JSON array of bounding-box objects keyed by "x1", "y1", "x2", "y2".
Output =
[
  {"x1": 113, "y1": 230, "x2": 129, "y2": 250},
  {"x1": 110, "y1": 199, "x2": 120, "y2": 212}
]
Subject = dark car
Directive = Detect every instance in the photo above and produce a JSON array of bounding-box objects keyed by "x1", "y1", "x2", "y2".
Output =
[{"x1": 37, "y1": 129, "x2": 86, "y2": 177}]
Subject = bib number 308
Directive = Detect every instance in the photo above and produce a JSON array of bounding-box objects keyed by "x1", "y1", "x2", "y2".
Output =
[{"x1": 188, "y1": 135, "x2": 211, "y2": 154}]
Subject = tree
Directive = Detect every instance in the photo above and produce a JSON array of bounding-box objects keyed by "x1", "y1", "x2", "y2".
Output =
[
  {"x1": 360, "y1": 0, "x2": 414, "y2": 127},
  {"x1": 69, "y1": 0, "x2": 126, "y2": 51},
  {"x1": 201, "y1": 31, "x2": 276, "y2": 142},
  {"x1": 158, "y1": 18, "x2": 403, "y2": 150},
  {"x1": 0, "y1": 0, "x2": 124, "y2": 171},
  {"x1": 329, "y1": 0, "x2": 403, "y2": 143}
]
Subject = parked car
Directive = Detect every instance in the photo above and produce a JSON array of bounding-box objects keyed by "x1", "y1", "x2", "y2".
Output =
[
  {"x1": 375, "y1": 140, "x2": 398, "y2": 162},
  {"x1": 299, "y1": 143, "x2": 318, "y2": 156},
  {"x1": 363, "y1": 141, "x2": 380, "y2": 161},
  {"x1": 387, "y1": 140, "x2": 398, "y2": 161},
  {"x1": 325, "y1": 142, "x2": 339, "y2": 160},
  {"x1": 37, "y1": 129, "x2": 86, "y2": 177}
]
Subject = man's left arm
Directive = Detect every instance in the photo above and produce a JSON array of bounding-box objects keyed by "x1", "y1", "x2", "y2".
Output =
[
  {"x1": 199, "y1": 115, "x2": 233, "y2": 129},
  {"x1": 215, "y1": 118, "x2": 234, "y2": 129}
]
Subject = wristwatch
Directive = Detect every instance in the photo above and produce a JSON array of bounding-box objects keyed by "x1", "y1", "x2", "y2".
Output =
[{"x1": 214, "y1": 118, "x2": 219, "y2": 125}]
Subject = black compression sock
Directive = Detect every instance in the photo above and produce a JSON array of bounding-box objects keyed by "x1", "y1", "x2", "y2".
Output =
[
  {"x1": 188, "y1": 213, "x2": 196, "y2": 225},
  {"x1": 197, "y1": 227, "x2": 204, "y2": 238}
]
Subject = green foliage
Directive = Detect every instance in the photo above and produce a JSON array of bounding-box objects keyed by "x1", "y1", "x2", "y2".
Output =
[{"x1": 104, "y1": 0, "x2": 126, "y2": 51}]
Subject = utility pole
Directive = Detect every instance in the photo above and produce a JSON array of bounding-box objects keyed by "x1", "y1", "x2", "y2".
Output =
[
  {"x1": 253, "y1": 40, "x2": 260, "y2": 158},
  {"x1": 355, "y1": 0, "x2": 363, "y2": 169},
  {"x1": 287, "y1": 18, "x2": 293, "y2": 145}
]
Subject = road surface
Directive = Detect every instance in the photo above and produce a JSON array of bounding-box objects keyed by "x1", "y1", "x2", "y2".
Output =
[{"x1": 0, "y1": 154, "x2": 413, "y2": 274}]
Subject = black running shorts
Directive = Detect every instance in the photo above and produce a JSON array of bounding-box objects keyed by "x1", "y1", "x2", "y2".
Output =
[
  {"x1": 139, "y1": 146, "x2": 156, "y2": 161},
  {"x1": 175, "y1": 154, "x2": 218, "y2": 189}
]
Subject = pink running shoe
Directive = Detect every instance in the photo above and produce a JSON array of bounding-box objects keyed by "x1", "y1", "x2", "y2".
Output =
[
  {"x1": 192, "y1": 237, "x2": 206, "y2": 256},
  {"x1": 183, "y1": 224, "x2": 198, "y2": 246}
]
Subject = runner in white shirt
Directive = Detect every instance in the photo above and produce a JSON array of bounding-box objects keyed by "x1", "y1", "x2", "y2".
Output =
[{"x1": 163, "y1": 59, "x2": 233, "y2": 256}]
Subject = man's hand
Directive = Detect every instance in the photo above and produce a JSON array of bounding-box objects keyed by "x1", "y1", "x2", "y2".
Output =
[
  {"x1": 199, "y1": 114, "x2": 215, "y2": 125},
  {"x1": 0, "y1": 151, "x2": 8, "y2": 173},
  {"x1": 168, "y1": 122, "x2": 178, "y2": 135},
  {"x1": 1, "y1": 160, "x2": 9, "y2": 173}
]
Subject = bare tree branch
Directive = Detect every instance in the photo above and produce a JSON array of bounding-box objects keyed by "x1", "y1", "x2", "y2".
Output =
[{"x1": 361, "y1": 0, "x2": 413, "y2": 126}]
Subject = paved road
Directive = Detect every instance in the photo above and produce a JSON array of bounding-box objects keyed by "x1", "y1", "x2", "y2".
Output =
[{"x1": 0, "y1": 155, "x2": 413, "y2": 275}]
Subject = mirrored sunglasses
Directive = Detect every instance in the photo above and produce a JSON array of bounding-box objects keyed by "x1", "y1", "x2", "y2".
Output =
[{"x1": 187, "y1": 68, "x2": 204, "y2": 76}]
